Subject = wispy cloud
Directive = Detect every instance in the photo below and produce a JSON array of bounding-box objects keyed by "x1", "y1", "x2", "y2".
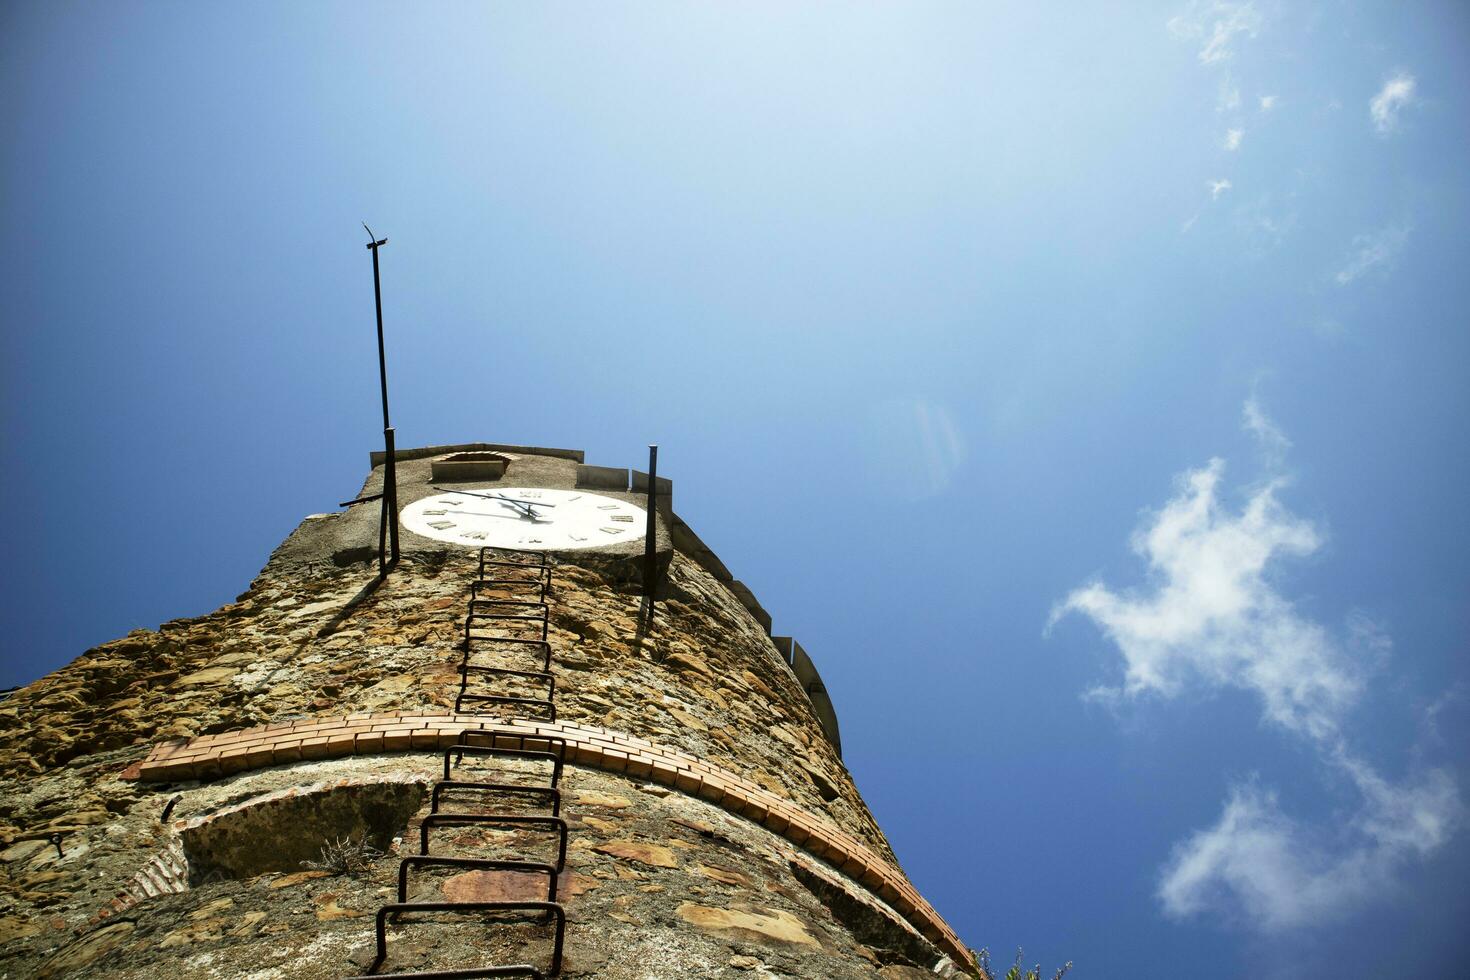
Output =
[
  {"x1": 1334, "y1": 225, "x2": 1410, "y2": 286},
  {"x1": 1243, "y1": 396, "x2": 1289, "y2": 467},
  {"x1": 1158, "y1": 767, "x2": 1460, "y2": 931},
  {"x1": 1234, "y1": 197, "x2": 1296, "y2": 252},
  {"x1": 1170, "y1": 2, "x2": 1263, "y2": 65},
  {"x1": 1370, "y1": 72, "x2": 1416, "y2": 135},
  {"x1": 1051, "y1": 401, "x2": 1462, "y2": 930},
  {"x1": 1208, "y1": 179, "x2": 1233, "y2": 200},
  {"x1": 1052, "y1": 454, "x2": 1351, "y2": 740},
  {"x1": 1217, "y1": 78, "x2": 1242, "y2": 113},
  {"x1": 1224, "y1": 128, "x2": 1244, "y2": 151},
  {"x1": 1258, "y1": 94, "x2": 1277, "y2": 111}
]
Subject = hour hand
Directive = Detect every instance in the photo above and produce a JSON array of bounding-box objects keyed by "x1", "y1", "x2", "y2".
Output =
[
  {"x1": 489, "y1": 494, "x2": 555, "y2": 509},
  {"x1": 494, "y1": 497, "x2": 543, "y2": 520}
]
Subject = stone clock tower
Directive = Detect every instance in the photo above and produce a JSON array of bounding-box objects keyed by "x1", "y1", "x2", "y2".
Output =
[{"x1": 0, "y1": 442, "x2": 974, "y2": 979}]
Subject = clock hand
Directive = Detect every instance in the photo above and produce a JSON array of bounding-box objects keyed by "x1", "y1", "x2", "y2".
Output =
[
  {"x1": 433, "y1": 509, "x2": 553, "y2": 523},
  {"x1": 494, "y1": 498, "x2": 539, "y2": 519},
  {"x1": 430, "y1": 487, "x2": 557, "y2": 509}
]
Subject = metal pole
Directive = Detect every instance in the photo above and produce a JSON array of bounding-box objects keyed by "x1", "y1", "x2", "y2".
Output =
[
  {"x1": 367, "y1": 228, "x2": 391, "y2": 432},
  {"x1": 378, "y1": 491, "x2": 388, "y2": 576},
  {"x1": 385, "y1": 426, "x2": 399, "y2": 564},
  {"x1": 364, "y1": 225, "x2": 399, "y2": 570},
  {"x1": 644, "y1": 445, "x2": 658, "y2": 598}
]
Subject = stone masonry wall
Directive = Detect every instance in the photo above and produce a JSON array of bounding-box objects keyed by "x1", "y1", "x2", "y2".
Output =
[{"x1": 0, "y1": 453, "x2": 970, "y2": 977}]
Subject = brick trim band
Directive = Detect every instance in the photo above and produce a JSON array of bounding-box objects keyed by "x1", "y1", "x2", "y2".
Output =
[{"x1": 131, "y1": 713, "x2": 971, "y2": 966}]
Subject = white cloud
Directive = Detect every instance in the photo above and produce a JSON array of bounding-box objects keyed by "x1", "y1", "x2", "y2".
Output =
[
  {"x1": 1170, "y1": 2, "x2": 1263, "y2": 65},
  {"x1": 1053, "y1": 455, "x2": 1353, "y2": 740},
  {"x1": 1158, "y1": 769, "x2": 1461, "y2": 931},
  {"x1": 1334, "y1": 225, "x2": 1410, "y2": 286},
  {"x1": 1052, "y1": 402, "x2": 1463, "y2": 930},
  {"x1": 1258, "y1": 94, "x2": 1277, "y2": 111},
  {"x1": 1370, "y1": 72, "x2": 1416, "y2": 134},
  {"x1": 1208, "y1": 179, "x2": 1232, "y2": 200},
  {"x1": 1243, "y1": 397, "x2": 1289, "y2": 467},
  {"x1": 1224, "y1": 128, "x2": 1244, "y2": 151}
]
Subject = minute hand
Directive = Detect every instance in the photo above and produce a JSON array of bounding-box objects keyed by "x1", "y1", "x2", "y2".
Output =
[
  {"x1": 431, "y1": 486, "x2": 556, "y2": 509},
  {"x1": 438, "y1": 509, "x2": 553, "y2": 523}
]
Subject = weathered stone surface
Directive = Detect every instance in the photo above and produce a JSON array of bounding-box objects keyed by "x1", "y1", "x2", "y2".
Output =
[
  {"x1": 0, "y1": 446, "x2": 964, "y2": 977},
  {"x1": 312, "y1": 892, "x2": 363, "y2": 921},
  {"x1": 576, "y1": 790, "x2": 633, "y2": 809},
  {"x1": 696, "y1": 863, "x2": 751, "y2": 887},
  {"x1": 182, "y1": 779, "x2": 424, "y2": 883},
  {"x1": 441, "y1": 869, "x2": 548, "y2": 903},
  {"x1": 0, "y1": 756, "x2": 936, "y2": 978},
  {"x1": 676, "y1": 903, "x2": 820, "y2": 947},
  {"x1": 35, "y1": 920, "x2": 134, "y2": 977},
  {"x1": 593, "y1": 840, "x2": 679, "y2": 869},
  {"x1": 268, "y1": 870, "x2": 331, "y2": 890},
  {"x1": 0, "y1": 915, "x2": 42, "y2": 943},
  {"x1": 173, "y1": 667, "x2": 238, "y2": 688}
]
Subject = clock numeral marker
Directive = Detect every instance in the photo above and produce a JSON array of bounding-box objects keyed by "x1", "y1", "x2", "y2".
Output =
[
  {"x1": 568, "y1": 534, "x2": 588, "y2": 542},
  {"x1": 423, "y1": 509, "x2": 447, "y2": 516},
  {"x1": 437, "y1": 498, "x2": 463, "y2": 506},
  {"x1": 610, "y1": 514, "x2": 634, "y2": 523},
  {"x1": 520, "y1": 491, "x2": 543, "y2": 499},
  {"x1": 600, "y1": 527, "x2": 625, "y2": 535},
  {"x1": 597, "y1": 504, "x2": 618, "y2": 511},
  {"x1": 428, "y1": 520, "x2": 455, "y2": 530},
  {"x1": 459, "y1": 530, "x2": 488, "y2": 541},
  {"x1": 521, "y1": 537, "x2": 544, "y2": 545},
  {"x1": 566, "y1": 495, "x2": 582, "y2": 502}
]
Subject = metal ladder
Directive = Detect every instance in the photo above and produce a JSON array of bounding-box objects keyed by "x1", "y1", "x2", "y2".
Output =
[
  {"x1": 350, "y1": 549, "x2": 566, "y2": 978},
  {"x1": 455, "y1": 551, "x2": 556, "y2": 721}
]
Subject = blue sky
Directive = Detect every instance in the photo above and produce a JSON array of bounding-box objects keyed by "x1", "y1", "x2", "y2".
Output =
[{"x1": 3, "y1": 3, "x2": 1467, "y2": 976}]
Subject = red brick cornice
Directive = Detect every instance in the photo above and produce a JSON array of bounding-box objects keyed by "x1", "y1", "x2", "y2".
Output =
[{"x1": 131, "y1": 713, "x2": 972, "y2": 967}]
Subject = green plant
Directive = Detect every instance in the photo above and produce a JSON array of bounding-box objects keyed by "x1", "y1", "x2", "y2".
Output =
[{"x1": 972, "y1": 946, "x2": 1072, "y2": 980}]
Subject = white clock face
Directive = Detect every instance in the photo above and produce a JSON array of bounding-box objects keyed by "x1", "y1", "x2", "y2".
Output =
[{"x1": 400, "y1": 487, "x2": 648, "y2": 551}]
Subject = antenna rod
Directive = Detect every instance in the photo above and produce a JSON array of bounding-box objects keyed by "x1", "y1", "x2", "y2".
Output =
[
  {"x1": 364, "y1": 224, "x2": 391, "y2": 431},
  {"x1": 364, "y1": 224, "x2": 399, "y2": 572}
]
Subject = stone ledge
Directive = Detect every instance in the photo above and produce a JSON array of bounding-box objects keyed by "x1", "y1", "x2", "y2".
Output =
[{"x1": 131, "y1": 713, "x2": 972, "y2": 968}]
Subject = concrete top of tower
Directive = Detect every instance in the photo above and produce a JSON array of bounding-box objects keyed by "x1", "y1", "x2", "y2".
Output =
[
  {"x1": 369, "y1": 441, "x2": 585, "y2": 466},
  {"x1": 266, "y1": 441, "x2": 668, "y2": 572}
]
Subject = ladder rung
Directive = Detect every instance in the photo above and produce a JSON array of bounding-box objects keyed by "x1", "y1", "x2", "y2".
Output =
[
  {"x1": 463, "y1": 636, "x2": 550, "y2": 648},
  {"x1": 479, "y1": 555, "x2": 550, "y2": 569},
  {"x1": 420, "y1": 815, "x2": 569, "y2": 870},
  {"x1": 432, "y1": 781, "x2": 562, "y2": 817},
  {"x1": 443, "y1": 745, "x2": 563, "y2": 785},
  {"x1": 455, "y1": 730, "x2": 566, "y2": 761},
  {"x1": 398, "y1": 855, "x2": 558, "y2": 903},
  {"x1": 473, "y1": 579, "x2": 549, "y2": 593},
  {"x1": 357, "y1": 900, "x2": 564, "y2": 977},
  {"x1": 455, "y1": 694, "x2": 556, "y2": 720},
  {"x1": 459, "y1": 665, "x2": 554, "y2": 683},
  {"x1": 466, "y1": 613, "x2": 547, "y2": 623},
  {"x1": 348, "y1": 967, "x2": 545, "y2": 980}
]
